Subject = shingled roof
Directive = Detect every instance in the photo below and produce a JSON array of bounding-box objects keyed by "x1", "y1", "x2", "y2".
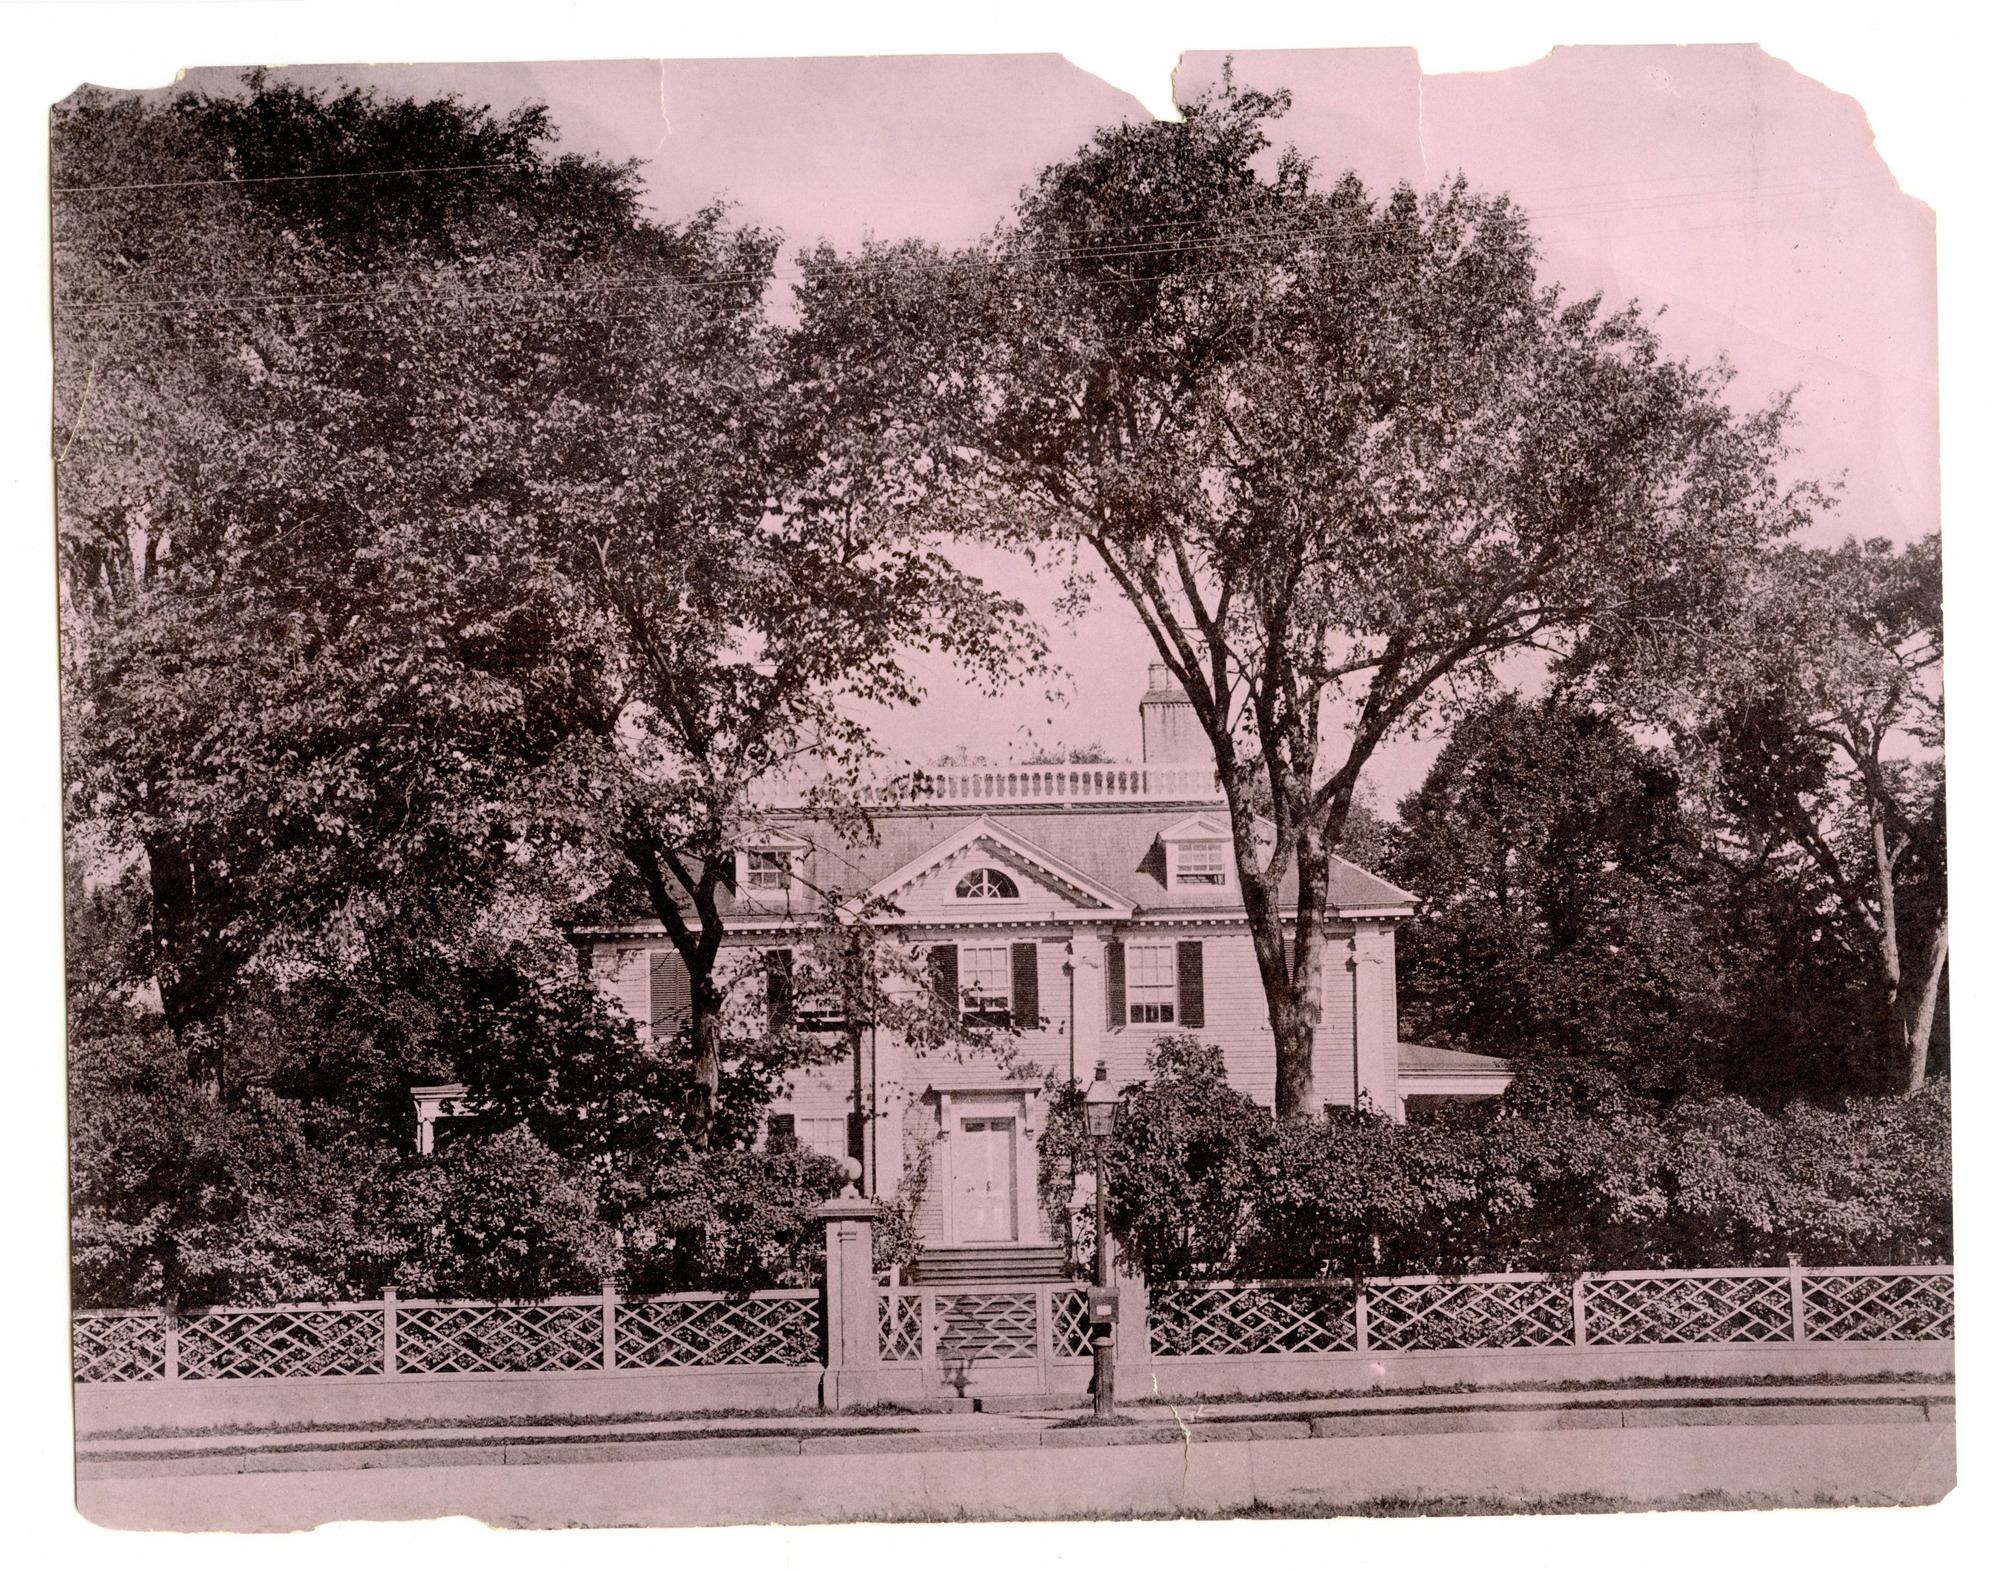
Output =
[{"x1": 576, "y1": 802, "x2": 1415, "y2": 930}]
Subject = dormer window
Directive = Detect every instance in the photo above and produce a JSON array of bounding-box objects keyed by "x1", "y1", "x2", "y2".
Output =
[
  {"x1": 955, "y1": 867, "x2": 1019, "y2": 900},
  {"x1": 746, "y1": 849, "x2": 792, "y2": 890},
  {"x1": 1159, "y1": 814, "x2": 1232, "y2": 890},
  {"x1": 1175, "y1": 840, "x2": 1228, "y2": 886},
  {"x1": 737, "y1": 838, "x2": 807, "y2": 897}
]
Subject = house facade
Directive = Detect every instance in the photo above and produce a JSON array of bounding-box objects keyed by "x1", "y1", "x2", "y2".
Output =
[{"x1": 564, "y1": 666, "x2": 1509, "y2": 1267}]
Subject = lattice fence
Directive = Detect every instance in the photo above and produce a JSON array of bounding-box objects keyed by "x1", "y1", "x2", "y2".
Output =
[
  {"x1": 935, "y1": 1291, "x2": 1040, "y2": 1362},
  {"x1": 179, "y1": 1308, "x2": 384, "y2": 1379},
  {"x1": 618, "y1": 1293, "x2": 819, "y2": 1367},
  {"x1": 72, "y1": 1312, "x2": 166, "y2": 1383},
  {"x1": 879, "y1": 1290, "x2": 924, "y2": 1362},
  {"x1": 1584, "y1": 1273, "x2": 1794, "y2": 1345},
  {"x1": 1051, "y1": 1288, "x2": 1096, "y2": 1359},
  {"x1": 1804, "y1": 1271, "x2": 1954, "y2": 1342},
  {"x1": 1367, "y1": 1277, "x2": 1571, "y2": 1351},
  {"x1": 394, "y1": 1301, "x2": 603, "y2": 1374},
  {"x1": 72, "y1": 1265, "x2": 1954, "y2": 1383},
  {"x1": 1149, "y1": 1282, "x2": 1357, "y2": 1357}
]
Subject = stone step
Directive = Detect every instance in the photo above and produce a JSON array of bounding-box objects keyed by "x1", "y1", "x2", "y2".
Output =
[{"x1": 906, "y1": 1246, "x2": 1077, "y2": 1285}]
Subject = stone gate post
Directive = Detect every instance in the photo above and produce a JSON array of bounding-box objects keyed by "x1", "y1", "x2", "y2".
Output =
[{"x1": 817, "y1": 1194, "x2": 880, "y2": 1410}]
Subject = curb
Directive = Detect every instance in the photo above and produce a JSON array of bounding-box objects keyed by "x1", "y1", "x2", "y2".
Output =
[{"x1": 76, "y1": 1395, "x2": 1954, "y2": 1480}]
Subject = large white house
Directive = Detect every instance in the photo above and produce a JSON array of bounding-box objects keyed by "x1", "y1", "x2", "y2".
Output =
[{"x1": 557, "y1": 666, "x2": 1511, "y2": 1275}]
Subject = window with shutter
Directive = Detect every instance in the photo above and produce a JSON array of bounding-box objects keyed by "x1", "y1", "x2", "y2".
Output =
[
  {"x1": 1127, "y1": 943, "x2": 1177, "y2": 1023},
  {"x1": 1105, "y1": 938, "x2": 1125, "y2": 1029},
  {"x1": 961, "y1": 944, "x2": 1011, "y2": 1024},
  {"x1": 765, "y1": 948, "x2": 795, "y2": 1031},
  {"x1": 1176, "y1": 939, "x2": 1206, "y2": 1028},
  {"x1": 650, "y1": 949, "x2": 691, "y2": 1036},
  {"x1": 928, "y1": 944, "x2": 959, "y2": 1012},
  {"x1": 1011, "y1": 941, "x2": 1040, "y2": 1028}
]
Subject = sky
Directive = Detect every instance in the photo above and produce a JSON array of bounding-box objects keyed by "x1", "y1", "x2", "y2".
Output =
[{"x1": 182, "y1": 47, "x2": 1940, "y2": 808}]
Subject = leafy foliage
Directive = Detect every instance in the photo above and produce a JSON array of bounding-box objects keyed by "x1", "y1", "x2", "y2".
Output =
[
  {"x1": 1041, "y1": 1038, "x2": 1950, "y2": 1282},
  {"x1": 810, "y1": 74, "x2": 1816, "y2": 1115}
]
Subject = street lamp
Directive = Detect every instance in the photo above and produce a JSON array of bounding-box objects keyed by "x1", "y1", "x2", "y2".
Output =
[{"x1": 1082, "y1": 1060, "x2": 1121, "y2": 1419}]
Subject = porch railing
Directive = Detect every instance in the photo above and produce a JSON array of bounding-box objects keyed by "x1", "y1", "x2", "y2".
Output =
[
  {"x1": 748, "y1": 764, "x2": 1224, "y2": 808},
  {"x1": 71, "y1": 1285, "x2": 821, "y2": 1384}
]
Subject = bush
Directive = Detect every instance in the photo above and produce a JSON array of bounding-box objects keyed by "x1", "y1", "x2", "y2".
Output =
[
  {"x1": 612, "y1": 1146, "x2": 847, "y2": 1294},
  {"x1": 1040, "y1": 1038, "x2": 1952, "y2": 1282},
  {"x1": 384, "y1": 1124, "x2": 610, "y2": 1299}
]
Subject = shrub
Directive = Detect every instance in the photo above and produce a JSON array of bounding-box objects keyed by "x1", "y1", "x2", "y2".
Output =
[
  {"x1": 385, "y1": 1123, "x2": 610, "y2": 1299},
  {"x1": 612, "y1": 1145, "x2": 847, "y2": 1294},
  {"x1": 1040, "y1": 1039, "x2": 1953, "y2": 1282}
]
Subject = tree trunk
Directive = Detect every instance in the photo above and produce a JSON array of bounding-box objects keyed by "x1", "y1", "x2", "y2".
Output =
[
  {"x1": 623, "y1": 833, "x2": 725, "y2": 1150},
  {"x1": 686, "y1": 981, "x2": 724, "y2": 1147},
  {"x1": 143, "y1": 832, "x2": 243, "y2": 1100},
  {"x1": 1899, "y1": 918, "x2": 1949, "y2": 1094},
  {"x1": 1239, "y1": 826, "x2": 1333, "y2": 1119}
]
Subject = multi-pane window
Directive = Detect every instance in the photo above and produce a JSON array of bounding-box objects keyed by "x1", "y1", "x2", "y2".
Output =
[
  {"x1": 746, "y1": 849, "x2": 791, "y2": 890},
  {"x1": 1175, "y1": 840, "x2": 1228, "y2": 885},
  {"x1": 795, "y1": 1116, "x2": 849, "y2": 1161},
  {"x1": 1127, "y1": 942, "x2": 1177, "y2": 1024},
  {"x1": 962, "y1": 944, "x2": 1011, "y2": 1012},
  {"x1": 955, "y1": 866, "x2": 1019, "y2": 899}
]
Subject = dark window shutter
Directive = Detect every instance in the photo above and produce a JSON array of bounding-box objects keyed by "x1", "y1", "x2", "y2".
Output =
[
  {"x1": 928, "y1": 944, "x2": 960, "y2": 1014},
  {"x1": 765, "y1": 948, "x2": 795, "y2": 1030},
  {"x1": 650, "y1": 949, "x2": 691, "y2": 1035},
  {"x1": 1105, "y1": 938, "x2": 1125, "y2": 1029},
  {"x1": 1011, "y1": 941, "x2": 1039, "y2": 1029},
  {"x1": 1177, "y1": 939, "x2": 1206, "y2": 1029}
]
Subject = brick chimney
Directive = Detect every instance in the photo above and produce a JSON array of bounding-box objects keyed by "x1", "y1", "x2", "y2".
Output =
[{"x1": 1139, "y1": 663, "x2": 1205, "y2": 765}]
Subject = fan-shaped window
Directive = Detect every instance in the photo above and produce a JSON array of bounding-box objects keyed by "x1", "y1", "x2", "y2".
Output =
[{"x1": 955, "y1": 867, "x2": 1019, "y2": 900}]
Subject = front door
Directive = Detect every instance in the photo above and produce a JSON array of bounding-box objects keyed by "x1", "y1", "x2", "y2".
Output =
[{"x1": 954, "y1": 1117, "x2": 1018, "y2": 1242}]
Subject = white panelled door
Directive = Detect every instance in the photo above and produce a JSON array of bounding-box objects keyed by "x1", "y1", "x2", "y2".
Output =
[{"x1": 953, "y1": 1117, "x2": 1018, "y2": 1242}]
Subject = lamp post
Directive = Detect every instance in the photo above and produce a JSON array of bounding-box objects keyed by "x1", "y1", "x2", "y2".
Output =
[{"x1": 1082, "y1": 1060, "x2": 1121, "y2": 1419}]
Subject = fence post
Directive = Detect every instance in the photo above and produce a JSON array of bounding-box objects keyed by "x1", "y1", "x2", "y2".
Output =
[
  {"x1": 1036, "y1": 1283, "x2": 1054, "y2": 1392},
  {"x1": 601, "y1": 1278, "x2": 618, "y2": 1371},
  {"x1": 814, "y1": 1195, "x2": 880, "y2": 1410},
  {"x1": 921, "y1": 1288, "x2": 939, "y2": 1370},
  {"x1": 383, "y1": 1287, "x2": 399, "y2": 1378},
  {"x1": 1788, "y1": 1255, "x2": 1808, "y2": 1343},
  {"x1": 162, "y1": 1306, "x2": 179, "y2": 1383},
  {"x1": 1353, "y1": 1277, "x2": 1370, "y2": 1354}
]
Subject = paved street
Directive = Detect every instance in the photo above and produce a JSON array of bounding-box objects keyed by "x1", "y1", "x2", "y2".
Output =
[{"x1": 76, "y1": 1382, "x2": 1955, "y2": 1529}]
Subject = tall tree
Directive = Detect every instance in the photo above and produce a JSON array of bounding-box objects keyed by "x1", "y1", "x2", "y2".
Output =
[
  {"x1": 503, "y1": 236, "x2": 1045, "y2": 1144},
  {"x1": 813, "y1": 78, "x2": 1815, "y2": 1115},
  {"x1": 58, "y1": 76, "x2": 1044, "y2": 1144},
  {"x1": 55, "y1": 78, "x2": 649, "y2": 1097},
  {"x1": 1669, "y1": 537, "x2": 1946, "y2": 1092},
  {"x1": 1385, "y1": 695, "x2": 1729, "y2": 1086}
]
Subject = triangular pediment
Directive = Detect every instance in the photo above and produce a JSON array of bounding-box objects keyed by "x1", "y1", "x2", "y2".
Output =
[{"x1": 857, "y1": 817, "x2": 1135, "y2": 920}]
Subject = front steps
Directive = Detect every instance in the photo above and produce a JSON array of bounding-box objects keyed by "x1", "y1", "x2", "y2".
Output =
[{"x1": 905, "y1": 1245, "x2": 1076, "y2": 1285}]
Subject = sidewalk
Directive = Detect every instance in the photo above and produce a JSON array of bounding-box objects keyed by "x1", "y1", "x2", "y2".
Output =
[{"x1": 77, "y1": 1377, "x2": 1953, "y2": 1479}]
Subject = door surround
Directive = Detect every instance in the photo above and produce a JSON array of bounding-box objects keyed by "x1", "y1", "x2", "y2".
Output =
[{"x1": 934, "y1": 1088, "x2": 1041, "y2": 1246}]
